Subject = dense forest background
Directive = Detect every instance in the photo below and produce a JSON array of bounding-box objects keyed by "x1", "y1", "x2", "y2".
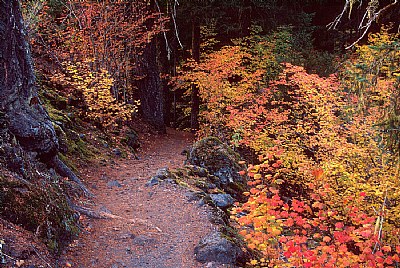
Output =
[{"x1": 1, "y1": 0, "x2": 400, "y2": 267}]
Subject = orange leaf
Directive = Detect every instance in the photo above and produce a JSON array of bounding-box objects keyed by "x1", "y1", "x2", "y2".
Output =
[
  {"x1": 322, "y1": 236, "x2": 331, "y2": 243},
  {"x1": 311, "y1": 168, "x2": 323, "y2": 179}
]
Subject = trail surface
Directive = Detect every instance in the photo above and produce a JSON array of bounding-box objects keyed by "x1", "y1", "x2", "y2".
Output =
[{"x1": 61, "y1": 129, "x2": 217, "y2": 268}]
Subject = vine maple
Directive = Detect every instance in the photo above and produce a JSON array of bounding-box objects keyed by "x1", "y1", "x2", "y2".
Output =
[
  {"x1": 24, "y1": 0, "x2": 164, "y2": 121},
  {"x1": 175, "y1": 28, "x2": 400, "y2": 266},
  {"x1": 50, "y1": 60, "x2": 138, "y2": 130}
]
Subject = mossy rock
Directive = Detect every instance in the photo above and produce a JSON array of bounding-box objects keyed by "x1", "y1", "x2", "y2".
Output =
[
  {"x1": 187, "y1": 137, "x2": 247, "y2": 198},
  {"x1": 40, "y1": 85, "x2": 68, "y2": 110},
  {"x1": 121, "y1": 129, "x2": 140, "y2": 150},
  {"x1": 53, "y1": 123, "x2": 68, "y2": 154},
  {"x1": 0, "y1": 174, "x2": 78, "y2": 253},
  {"x1": 45, "y1": 104, "x2": 73, "y2": 127}
]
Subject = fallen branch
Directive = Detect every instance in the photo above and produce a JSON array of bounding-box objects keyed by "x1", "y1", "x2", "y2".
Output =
[{"x1": 31, "y1": 246, "x2": 53, "y2": 268}]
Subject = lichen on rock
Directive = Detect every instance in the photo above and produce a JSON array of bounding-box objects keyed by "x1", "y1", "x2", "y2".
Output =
[{"x1": 194, "y1": 231, "x2": 243, "y2": 265}]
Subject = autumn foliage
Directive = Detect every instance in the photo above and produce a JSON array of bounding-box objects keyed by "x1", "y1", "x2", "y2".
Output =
[
  {"x1": 175, "y1": 27, "x2": 400, "y2": 267},
  {"x1": 22, "y1": 0, "x2": 400, "y2": 265},
  {"x1": 50, "y1": 60, "x2": 138, "y2": 129},
  {"x1": 24, "y1": 0, "x2": 164, "y2": 129}
]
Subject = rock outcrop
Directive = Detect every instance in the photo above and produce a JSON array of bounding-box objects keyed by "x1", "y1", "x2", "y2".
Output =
[
  {"x1": 194, "y1": 231, "x2": 243, "y2": 265},
  {"x1": 186, "y1": 137, "x2": 247, "y2": 199},
  {"x1": 145, "y1": 137, "x2": 250, "y2": 266}
]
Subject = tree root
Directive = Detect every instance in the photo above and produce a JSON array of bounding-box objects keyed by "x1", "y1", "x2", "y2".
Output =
[
  {"x1": 50, "y1": 156, "x2": 93, "y2": 197},
  {"x1": 70, "y1": 204, "x2": 162, "y2": 232}
]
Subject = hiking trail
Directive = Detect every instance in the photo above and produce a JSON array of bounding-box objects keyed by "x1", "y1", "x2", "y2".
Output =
[{"x1": 60, "y1": 128, "x2": 220, "y2": 268}]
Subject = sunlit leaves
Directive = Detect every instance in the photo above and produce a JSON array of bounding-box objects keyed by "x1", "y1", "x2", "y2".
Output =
[
  {"x1": 216, "y1": 38, "x2": 400, "y2": 266},
  {"x1": 51, "y1": 60, "x2": 138, "y2": 129},
  {"x1": 343, "y1": 27, "x2": 400, "y2": 157},
  {"x1": 26, "y1": 0, "x2": 164, "y2": 103},
  {"x1": 232, "y1": 153, "x2": 398, "y2": 267}
]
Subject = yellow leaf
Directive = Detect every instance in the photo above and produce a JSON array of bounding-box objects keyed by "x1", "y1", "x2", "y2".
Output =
[
  {"x1": 254, "y1": 173, "x2": 262, "y2": 180},
  {"x1": 250, "y1": 259, "x2": 258, "y2": 265}
]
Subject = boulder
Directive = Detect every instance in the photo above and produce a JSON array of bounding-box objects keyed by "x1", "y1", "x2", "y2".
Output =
[
  {"x1": 145, "y1": 167, "x2": 170, "y2": 187},
  {"x1": 209, "y1": 194, "x2": 234, "y2": 209},
  {"x1": 187, "y1": 137, "x2": 246, "y2": 198},
  {"x1": 154, "y1": 167, "x2": 170, "y2": 179},
  {"x1": 194, "y1": 231, "x2": 242, "y2": 264}
]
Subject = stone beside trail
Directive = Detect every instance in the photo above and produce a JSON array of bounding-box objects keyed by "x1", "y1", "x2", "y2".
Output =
[{"x1": 59, "y1": 129, "x2": 238, "y2": 268}]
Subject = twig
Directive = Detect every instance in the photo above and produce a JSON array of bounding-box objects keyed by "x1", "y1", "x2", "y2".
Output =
[
  {"x1": 372, "y1": 191, "x2": 387, "y2": 253},
  {"x1": 327, "y1": 0, "x2": 350, "y2": 30},
  {"x1": 172, "y1": 0, "x2": 184, "y2": 49},
  {"x1": 31, "y1": 245, "x2": 53, "y2": 268},
  {"x1": 327, "y1": 0, "x2": 399, "y2": 49}
]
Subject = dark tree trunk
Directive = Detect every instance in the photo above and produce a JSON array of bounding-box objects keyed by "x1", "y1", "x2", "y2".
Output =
[
  {"x1": 190, "y1": 19, "x2": 201, "y2": 132},
  {"x1": 0, "y1": 0, "x2": 91, "y2": 196},
  {"x1": 135, "y1": 0, "x2": 166, "y2": 133},
  {"x1": 158, "y1": 34, "x2": 174, "y2": 127},
  {"x1": 240, "y1": 0, "x2": 253, "y2": 36},
  {"x1": 137, "y1": 39, "x2": 166, "y2": 133},
  {"x1": 0, "y1": 0, "x2": 58, "y2": 159}
]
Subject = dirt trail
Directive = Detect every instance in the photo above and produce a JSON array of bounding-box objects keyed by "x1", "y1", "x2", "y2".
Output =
[{"x1": 61, "y1": 129, "x2": 217, "y2": 268}]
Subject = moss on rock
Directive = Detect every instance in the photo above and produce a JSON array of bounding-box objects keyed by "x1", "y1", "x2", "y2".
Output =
[
  {"x1": 0, "y1": 173, "x2": 78, "y2": 253},
  {"x1": 0, "y1": 111, "x2": 78, "y2": 254},
  {"x1": 187, "y1": 137, "x2": 247, "y2": 199}
]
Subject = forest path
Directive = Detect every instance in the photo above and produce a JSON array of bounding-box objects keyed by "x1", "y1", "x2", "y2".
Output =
[{"x1": 60, "y1": 128, "x2": 217, "y2": 268}]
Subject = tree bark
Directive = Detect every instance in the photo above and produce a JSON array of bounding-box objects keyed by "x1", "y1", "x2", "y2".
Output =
[
  {"x1": 137, "y1": 39, "x2": 166, "y2": 133},
  {"x1": 0, "y1": 0, "x2": 58, "y2": 159},
  {"x1": 134, "y1": 0, "x2": 166, "y2": 133},
  {"x1": 0, "y1": 0, "x2": 91, "y2": 196},
  {"x1": 190, "y1": 19, "x2": 200, "y2": 132}
]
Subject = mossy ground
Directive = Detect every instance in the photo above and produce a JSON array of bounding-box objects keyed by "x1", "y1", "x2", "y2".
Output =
[{"x1": 0, "y1": 170, "x2": 79, "y2": 253}]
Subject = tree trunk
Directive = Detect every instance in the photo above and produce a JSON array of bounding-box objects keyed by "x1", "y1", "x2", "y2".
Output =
[
  {"x1": 137, "y1": 39, "x2": 166, "y2": 133},
  {"x1": 190, "y1": 19, "x2": 200, "y2": 132},
  {"x1": 240, "y1": 0, "x2": 253, "y2": 35},
  {"x1": 134, "y1": 0, "x2": 166, "y2": 133},
  {"x1": 0, "y1": 0, "x2": 91, "y2": 196},
  {"x1": 0, "y1": 0, "x2": 58, "y2": 160}
]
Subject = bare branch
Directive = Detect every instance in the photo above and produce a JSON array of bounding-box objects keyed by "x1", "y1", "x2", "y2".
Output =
[
  {"x1": 327, "y1": 0, "x2": 350, "y2": 30},
  {"x1": 346, "y1": 0, "x2": 398, "y2": 49},
  {"x1": 172, "y1": 0, "x2": 184, "y2": 49},
  {"x1": 155, "y1": 0, "x2": 172, "y2": 60},
  {"x1": 345, "y1": 15, "x2": 374, "y2": 49},
  {"x1": 328, "y1": 0, "x2": 399, "y2": 49}
]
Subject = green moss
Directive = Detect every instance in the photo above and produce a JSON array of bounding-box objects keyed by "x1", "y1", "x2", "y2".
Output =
[
  {"x1": 194, "y1": 179, "x2": 208, "y2": 189},
  {"x1": 220, "y1": 224, "x2": 255, "y2": 266},
  {"x1": 0, "y1": 175, "x2": 78, "y2": 253},
  {"x1": 189, "y1": 136, "x2": 243, "y2": 174},
  {"x1": 58, "y1": 153, "x2": 78, "y2": 173},
  {"x1": 65, "y1": 136, "x2": 96, "y2": 162},
  {"x1": 47, "y1": 239, "x2": 59, "y2": 253},
  {"x1": 46, "y1": 105, "x2": 72, "y2": 125},
  {"x1": 176, "y1": 180, "x2": 190, "y2": 188}
]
